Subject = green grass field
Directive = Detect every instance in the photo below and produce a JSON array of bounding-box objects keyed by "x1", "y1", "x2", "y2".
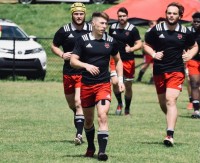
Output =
[
  {"x1": 0, "y1": 2, "x2": 199, "y2": 162},
  {"x1": 0, "y1": 81, "x2": 199, "y2": 163}
]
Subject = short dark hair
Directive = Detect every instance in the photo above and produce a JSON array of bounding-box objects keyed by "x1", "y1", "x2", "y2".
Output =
[
  {"x1": 117, "y1": 7, "x2": 128, "y2": 15},
  {"x1": 92, "y1": 12, "x2": 109, "y2": 21},
  {"x1": 192, "y1": 12, "x2": 200, "y2": 19},
  {"x1": 166, "y1": 2, "x2": 184, "y2": 18},
  {"x1": 157, "y1": 17, "x2": 166, "y2": 23}
]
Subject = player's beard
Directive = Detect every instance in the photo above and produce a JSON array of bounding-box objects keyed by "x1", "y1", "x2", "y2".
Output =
[
  {"x1": 119, "y1": 19, "x2": 127, "y2": 26},
  {"x1": 72, "y1": 17, "x2": 85, "y2": 26},
  {"x1": 166, "y1": 18, "x2": 179, "y2": 26}
]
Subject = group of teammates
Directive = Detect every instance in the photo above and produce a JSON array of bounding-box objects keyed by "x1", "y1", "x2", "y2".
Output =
[
  {"x1": 52, "y1": 3, "x2": 124, "y2": 161},
  {"x1": 51, "y1": 2, "x2": 200, "y2": 161},
  {"x1": 185, "y1": 13, "x2": 200, "y2": 119}
]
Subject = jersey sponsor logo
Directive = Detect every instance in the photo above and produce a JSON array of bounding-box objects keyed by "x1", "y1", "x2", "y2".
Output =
[
  {"x1": 68, "y1": 33, "x2": 74, "y2": 38},
  {"x1": 112, "y1": 31, "x2": 117, "y2": 35},
  {"x1": 125, "y1": 31, "x2": 130, "y2": 36},
  {"x1": 86, "y1": 43, "x2": 93, "y2": 48},
  {"x1": 159, "y1": 34, "x2": 165, "y2": 38},
  {"x1": 177, "y1": 34, "x2": 182, "y2": 39},
  {"x1": 104, "y1": 43, "x2": 110, "y2": 49}
]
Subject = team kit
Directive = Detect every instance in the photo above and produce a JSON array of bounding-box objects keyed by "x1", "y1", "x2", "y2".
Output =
[{"x1": 51, "y1": 2, "x2": 200, "y2": 161}]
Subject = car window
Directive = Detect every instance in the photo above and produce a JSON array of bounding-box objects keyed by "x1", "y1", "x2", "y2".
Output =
[{"x1": 0, "y1": 25, "x2": 28, "y2": 40}]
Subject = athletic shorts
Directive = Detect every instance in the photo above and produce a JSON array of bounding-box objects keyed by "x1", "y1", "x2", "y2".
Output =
[
  {"x1": 81, "y1": 82, "x2": 111, "y2": 108},
  {"x1": 123, "y1": 60, "x2": 135, "y2": 80},
  {"x1": 154, "y1": 72, "x2": 185, "y2": 94},
  {"x1": 144, "y1": 54, "x2": 153, "y2": 64},
  {"x1": 109, "y1": 59, "x2": 135, "y2": 80},
  {"x1": 63, "y1": 74, "x2": 82, "y2": 95},
  {"x1": 186, "y1": 60, "x2": 200, "y2": 75}
]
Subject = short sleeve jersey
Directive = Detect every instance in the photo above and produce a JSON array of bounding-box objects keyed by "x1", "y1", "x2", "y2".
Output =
[
  {"x1": 145, "y1": 22, "x2": 195, "y2": 75},
  {"x1": 109, "y1": 22, "x2": 141, "y2": 61},
  {"x1": 53, "y1": 22, "x2": 92, "y2": 75},
  {"x1": 73, "y1": 32, "x2": 119, "y2": 85},
  {"x1": 188, "y1": 26, "x2": 200, "y2": 61}
]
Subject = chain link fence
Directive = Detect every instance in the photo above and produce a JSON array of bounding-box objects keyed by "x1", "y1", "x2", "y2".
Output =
[
  {"x1": 37, "y1": 38, "x2": 63, "y2": 82},
  {"x1": 0, "y1": 37, "x2": 144, "y2": 82}
]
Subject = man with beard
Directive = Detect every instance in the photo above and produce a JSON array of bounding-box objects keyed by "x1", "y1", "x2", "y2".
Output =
[
  {"x1": 109, "y1": 7, "x2": 142, "y2": 116},
  {"x1": 186, "y1": 12, "x2": 200, "y2": 118},
  {"x1": 51, "y1": 2, "x2": 92, "y2": 145},
  {"x1": 143, "y1": 2, "x2": 198, "y2": 146},
  {"x1": 70, "y1": 12, "x2": 124, "y2": 161}
]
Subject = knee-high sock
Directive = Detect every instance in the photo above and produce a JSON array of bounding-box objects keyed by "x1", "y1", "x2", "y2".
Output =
[
  {"x1": 85, "y1": 125, "x2": 95, "y2": 150},
  {"x1": 98, "y1": 130, "x2": 109, "y2": 153},
  {"x1": 74, "y1": 115, "x2": 84, "y2": 136}
]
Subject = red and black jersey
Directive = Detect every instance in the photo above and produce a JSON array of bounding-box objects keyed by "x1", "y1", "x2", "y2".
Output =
[
  {"x1": 145, "y1": 22, "x2": 196, "y2": 75},
  {"x1": 73, "y1": 32, "x2": 119, "y2": 85},
  {"x1": 188, "y1": 26, "x2": 200, "y2": 61},
  {"x1": 108, "y1": 22, "x2": 141, "y2": 61},
  {"x1": 53, "y1": 22, "x2": 92, "y2": 75}
]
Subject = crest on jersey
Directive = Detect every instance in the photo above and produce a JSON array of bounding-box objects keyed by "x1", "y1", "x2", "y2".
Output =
[
  {"x1": 125, "y1": 32, "x2": 130, "y2": 36},
  {"x1": 105, "y1": 43, "x2": 110, "y2": 48},
  {"x1": 177, "y1": 34, "x2": 182, "y2": 39}
]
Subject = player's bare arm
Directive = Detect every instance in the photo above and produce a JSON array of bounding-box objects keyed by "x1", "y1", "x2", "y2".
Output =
[
  {"x1": 143, "y1": 42, "x2": 164, "y2": 60},
  {"x1": 51, "y1": 43, "x2": 64, "y2": 58},
  {"x1": 51, "y1": 43, "x2": 72, "y2": 60},
  {"x1": 112, "y1": 54, "x2": 125, "y2": 92},
  {"x1": 70, "y1": 54, "x2": 100, "y2": 76},
  {"x1": 182, "y1": 42, "x2": 198, "y2": 62},
  {"x1": 125, "y1": 39, "x2": 142, "y2": 53}
]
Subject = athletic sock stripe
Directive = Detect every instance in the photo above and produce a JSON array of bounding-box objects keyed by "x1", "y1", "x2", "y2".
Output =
[
  {"x1": 98, "y1": 130, "x2": 109, "y2": 135},
  {"x1": 75, "y1": 115, "x2": 84, "y2": 119}
]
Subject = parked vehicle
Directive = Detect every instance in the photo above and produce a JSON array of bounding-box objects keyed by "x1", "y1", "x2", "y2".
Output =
[
  {"x1": 0, "y1": 19, "x2": 47, "y2": 80},
  {"x1": 18, "y1": 0, "x2": 116, "y2": 4}
]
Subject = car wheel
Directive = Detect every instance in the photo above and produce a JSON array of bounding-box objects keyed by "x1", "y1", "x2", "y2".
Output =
[
  {"x1": 26, "y1": 70, "x2": 46, "y2": 81},
  {"x1": 18, "y1": 0, "x2": 35, "y2": 4},
  {"x1": 91, "y1": 0, "x2": 106, "y2": 4}
]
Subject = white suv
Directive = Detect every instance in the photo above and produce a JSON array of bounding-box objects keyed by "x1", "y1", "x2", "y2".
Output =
[{"x1": 0, "y1": 19, "x2": 47, "y2": 80}]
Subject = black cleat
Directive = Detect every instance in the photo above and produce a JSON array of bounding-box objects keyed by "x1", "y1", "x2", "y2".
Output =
[
  {"x1": 98, "y1": 152, "x2": 108, "y2": 161},
  {"x1": 191, "y1": 111, "x2": 200, "y2": 119},
  {"x1": 85, "y1": 148, "x2": 95, "y2": 158}
]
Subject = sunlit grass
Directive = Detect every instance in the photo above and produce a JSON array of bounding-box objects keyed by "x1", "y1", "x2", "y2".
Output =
[{"x1": 0, "y1": 81, "x2": 199, "y2": 162}]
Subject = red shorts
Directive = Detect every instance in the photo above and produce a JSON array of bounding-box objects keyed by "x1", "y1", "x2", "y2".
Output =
[
  {"x1": 123, "y1": 60, "x2": 135, "y2": 79},
  {"x1": 109, "y1": 57, "x2": 116, "y2": 72},
  {"x1": 144, "y1": 54, "x2": 153, "y2": 64},
  {"x1": 63, "y1": 74, "x2": 82, "y2": 95},
  {"x1": 81, "y1": 82, "x2": 111, "y2": 108},
  {"x1": 154, "y1": 72, "x2": 185, "y2": 94},
  {"x1": 186, "y1": 60, "x2": 200, "y2": 75},
  {"x1": 109, "y1": 59, "x2": 135, "y2": 79}
]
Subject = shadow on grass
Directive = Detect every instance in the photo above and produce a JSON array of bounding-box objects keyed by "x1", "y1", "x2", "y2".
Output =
[
  {"x1": 48, "y1": 139, "x2": 85, "y2": 144},
  {"x1": 62, "y1": 154, "x2": 98, "y2": 160},
  {"x1": 138, "y1": 141, "x2": 187, "y2": 149},
  {"x1": 139, "y1": 141, "x2": 163, "y2": 145},
  {"x1": 179, "y1": 115, "x2": 192, "y2": 119},
  {"x1": 138, "y1": 141, "x2": 187, "y2": 147}
]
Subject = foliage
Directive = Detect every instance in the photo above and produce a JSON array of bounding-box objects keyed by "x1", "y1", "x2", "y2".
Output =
[{"x1": 0, "y1": 2, "x2": 149, "y2": 82}]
